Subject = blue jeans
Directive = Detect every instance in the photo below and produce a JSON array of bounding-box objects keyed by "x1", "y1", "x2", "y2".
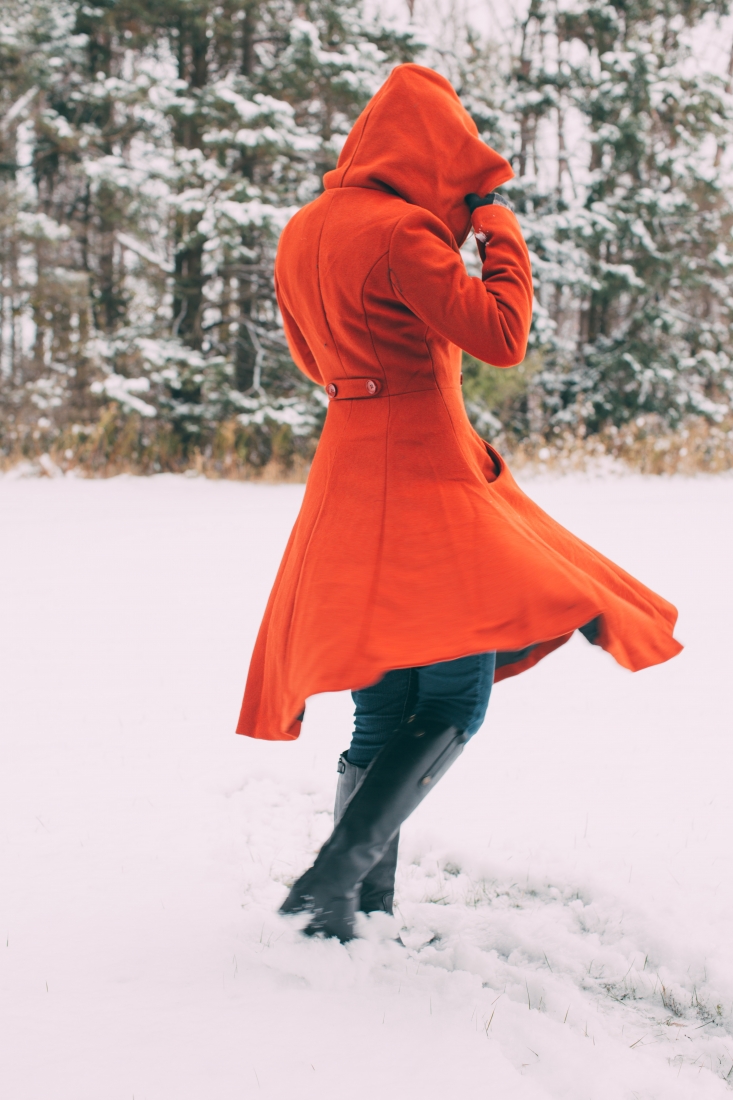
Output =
[{"x1": 348, "y1": 652, "x2": 496, "y2": 768}]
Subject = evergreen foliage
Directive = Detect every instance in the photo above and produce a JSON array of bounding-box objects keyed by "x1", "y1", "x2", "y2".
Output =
[
  {"x1": 1, "y1": 0, "x2": 732, "y2": 472},
  {"x1": 0, "y1": 0, "x2": 417, "y2": 470},
  {"x1": 455, "y1": 0, "x2": 733, "y2": 443}
]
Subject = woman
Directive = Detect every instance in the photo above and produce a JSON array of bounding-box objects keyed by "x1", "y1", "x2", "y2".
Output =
[{"x1": 236, "y1": 64, "x2": 682, "y2": 941}]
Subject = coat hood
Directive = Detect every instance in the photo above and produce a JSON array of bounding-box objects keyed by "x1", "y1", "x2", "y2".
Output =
[{"x1": 323, "y1": 64, "x2": 513, "y2": 245}]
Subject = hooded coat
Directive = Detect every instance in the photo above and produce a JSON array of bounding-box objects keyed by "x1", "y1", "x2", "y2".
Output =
[{"x1": 236, "y1": 64, "x2": 681, "y2": 742}]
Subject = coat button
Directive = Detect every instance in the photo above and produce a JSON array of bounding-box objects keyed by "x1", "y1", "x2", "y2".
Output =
[
  {"x1": 366, "y1": 379, "x2": 377, "y2": 395},
  {"x1": 459, "y1": 372, "x2": 463, "y2": 385},
  {"x1": 326, "y1": 383, "x2": 337, "y2": 398}
]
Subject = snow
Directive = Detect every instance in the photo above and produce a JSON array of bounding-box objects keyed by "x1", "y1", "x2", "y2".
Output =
[
  {"x1": 90, "y1": 374, "x2": 157, "y2": 418},
  {"x1": 1, "y1": 472, "x2": 732, "y2": 1099}
]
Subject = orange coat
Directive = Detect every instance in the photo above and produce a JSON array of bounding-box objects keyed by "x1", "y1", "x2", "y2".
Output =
[{"x1": 237, "y1": 64, "x2": 681, "y2": 742}]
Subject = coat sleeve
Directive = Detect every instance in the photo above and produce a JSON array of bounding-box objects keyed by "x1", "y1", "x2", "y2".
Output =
[
  {"x1": 274, "y1": 272, "x2": 324, "y2": 385},
  {"x1": 387, "y1": 205, "x2": 533, "y2": 368}
]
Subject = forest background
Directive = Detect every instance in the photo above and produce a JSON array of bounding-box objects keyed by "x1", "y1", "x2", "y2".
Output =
[{"x1": 2, "y1": 0, "x2": 733, "y2": 477}]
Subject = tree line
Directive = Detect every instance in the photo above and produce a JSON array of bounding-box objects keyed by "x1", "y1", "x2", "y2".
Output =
[{"x1": 1, "y1": 0, "x2": 732, "y2": 474}]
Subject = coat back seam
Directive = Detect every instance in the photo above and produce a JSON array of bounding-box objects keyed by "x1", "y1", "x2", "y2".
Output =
[{"x1": 315, "y1": 191, "x2": 347, "y2": 375}]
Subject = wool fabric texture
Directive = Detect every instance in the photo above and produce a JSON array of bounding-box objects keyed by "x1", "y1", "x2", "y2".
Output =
[{"x1": 236, "y1": 64, "x2": 682, "y2": 741}]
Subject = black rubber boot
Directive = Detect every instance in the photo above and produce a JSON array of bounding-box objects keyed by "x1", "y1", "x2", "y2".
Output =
[
  {"x1": 280, "y1": 717, "x2": 468, "y2": 941},
  {"x1": 334, "y1": 752, "x2": 399, "y2": 915}
]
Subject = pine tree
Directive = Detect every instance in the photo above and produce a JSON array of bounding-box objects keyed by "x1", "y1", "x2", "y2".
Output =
[
  {"x1": 2, "y1": 0, "x2": 732, "y2": 472},
  {"x1": 452, "y1": 0, "x2": 733, "y2": 446},
  {"x1": 0, "y1": 0, "x2": 417, "y2": 471}
]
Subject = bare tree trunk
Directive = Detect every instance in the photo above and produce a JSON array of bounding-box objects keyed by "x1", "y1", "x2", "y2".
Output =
[
  {"x1": 172, "y1": 9, "x2": 209, "y2": 348},
  {"x1": 715, "y1": 33, "x2": 733, "y2": 168}
]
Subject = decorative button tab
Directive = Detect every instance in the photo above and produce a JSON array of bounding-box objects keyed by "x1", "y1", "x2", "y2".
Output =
[{"x1": 366, "y1": 379, "x2": 378, "y2": 395}]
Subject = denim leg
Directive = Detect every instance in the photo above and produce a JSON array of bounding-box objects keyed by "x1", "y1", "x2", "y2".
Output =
[
  {"x1": 415, "y1": 652, "x2": 496, "y2": 738},
  {"x1": 349, "y1": 652, "x2": 495, "y2": 767},
  {"x1": 349, "y1": 668, "x2": 417, "y2": 768}
]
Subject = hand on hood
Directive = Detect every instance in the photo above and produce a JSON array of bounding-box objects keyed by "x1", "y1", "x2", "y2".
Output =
[{"x1": 465, "y1": 192, "x2": 515, "y2": 213}]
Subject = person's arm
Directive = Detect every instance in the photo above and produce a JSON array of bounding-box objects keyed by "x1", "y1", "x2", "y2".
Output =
[
  {"x1": 274, "y1": 273, "x2": 324, "y2": 385},
  {"x1": 388, "y1": 204, "x2": 533, "y2": 368}
]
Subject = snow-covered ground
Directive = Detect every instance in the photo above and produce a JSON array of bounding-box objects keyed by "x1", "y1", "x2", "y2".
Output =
[{"x1": 1, "y1": 472, "x2": 732, "y2": 1099}]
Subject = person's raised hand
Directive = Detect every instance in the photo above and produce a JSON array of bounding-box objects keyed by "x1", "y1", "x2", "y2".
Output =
[{"x1": 464, "y1": 192, "x2": 514, "y2": 213}]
